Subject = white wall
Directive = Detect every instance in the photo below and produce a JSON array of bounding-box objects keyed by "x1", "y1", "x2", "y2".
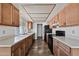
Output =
[
  {"x1": 52, "y1": 26, "x2": 79, "y2": 39},
  {"x1": 33, "y1": 22, "x2": 47, "y2": 39},
  {"x1": 19, "y1": 15, "x2": 28, "y2": 34},
  {"x1": 0, "y1": 25, "x2": 19, "y2": 39}
]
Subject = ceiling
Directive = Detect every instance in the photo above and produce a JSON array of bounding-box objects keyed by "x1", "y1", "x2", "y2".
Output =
[
  {"x1": 22, "y1": 4, "x2": 56, "y2": 22},
  {"x1": 13, "y1": 3, "x2": 67, "y2": 23}
]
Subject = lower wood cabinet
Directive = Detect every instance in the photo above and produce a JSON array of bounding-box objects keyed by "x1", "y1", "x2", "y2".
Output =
[
  {"x1": 53, "y1": 39, "x2": 59, "y2": 55},
  {"x1": 11, "y1": 34, "x2": 34, "y2": 56},
  {"x1": 12, "y1": 47, "x2": 20, "y2": 56},
  {"x1": 53, "y1": 39, "x2": 70, "y2": 56},
  {"x1": 58, "y1": 48, "x2": 69, "y2": 56},
  {"x1": 53, "y1": 38, "x2": 79, "y2": 56}
]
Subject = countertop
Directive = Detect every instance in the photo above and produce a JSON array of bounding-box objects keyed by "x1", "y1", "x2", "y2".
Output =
[
  {"x1": 0, "y1": 32, "x2": 34, "y2": 47},
  {"x1": 53, "y1": 36, "x2": 79, "y2": 48}
]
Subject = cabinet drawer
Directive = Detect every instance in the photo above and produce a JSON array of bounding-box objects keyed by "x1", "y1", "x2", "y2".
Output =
[{"x1": 58, "y1": 41, "x2": 71, "y2": 53}]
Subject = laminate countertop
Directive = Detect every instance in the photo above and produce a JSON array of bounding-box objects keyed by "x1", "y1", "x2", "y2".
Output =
[
  {"x1": 0, "y1": 33, "x2": 34, "y2": 47},
  {"x1": 53, "y1": 36, "x2": 79, "y2": 48}
]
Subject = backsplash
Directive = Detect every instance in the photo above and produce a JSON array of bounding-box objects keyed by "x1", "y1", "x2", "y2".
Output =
[
  {"x1": 0, "y1": 25, "x2": 19, "y2": 37},
  {"x1": 52, "y1": 26, "x2": 79, "y2": 38}
]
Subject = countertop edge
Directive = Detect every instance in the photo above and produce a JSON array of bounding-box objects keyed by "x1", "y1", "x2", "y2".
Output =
[{"x1": 0, "y1": 33, "x2": 34, "y2": 48}]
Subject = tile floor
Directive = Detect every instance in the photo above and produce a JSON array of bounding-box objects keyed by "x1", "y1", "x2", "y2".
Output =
[{"x1": 28, "y1": 39, "x2": 53, "y2": 56}]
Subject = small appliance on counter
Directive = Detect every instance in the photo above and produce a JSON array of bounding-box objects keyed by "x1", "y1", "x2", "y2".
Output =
[{"x1": 56, "y1": 30, "x2": 65, "y2": 36}]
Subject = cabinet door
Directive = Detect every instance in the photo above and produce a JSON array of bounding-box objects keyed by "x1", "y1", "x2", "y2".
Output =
[
  {"x1": 2, "y1": 3, "x2": 12, "y2": 25},
  {"x1": 65, "y1": 4, "x2": 79, "y2": 26},
  {"x1": 48, "y1": 19, "x2": 53, "y2": 28},
  {"x1": 25, "y1": 38, "x2": 29, "y2": 54},
  {"x1": 12, "y1": 6, "x2": 19, "y2": 27},
  {"x1": 20, "y1": 40, "x2": 25, "y2": 56},
  {"x1": 28, "y1": 21, "x2": 32, "y2": 29},
  {"x1": 12, "y1": 41, "x2": 25, "y2": 56},
  {"x1": 58, "y1": 47, "x2": 69, "y2": 56},
  {"x1": 12, "y1": 48, "x2": 20, "y2": 56},
  {"x1": 59, "y1": 8, "x2": 66, "y2": 27},
  {"x1": 53, "y1": 39, "x2": 59, "y2": 56},
  {"x1": 0, "y1": 4, "x2": 2, "y2": 24}
]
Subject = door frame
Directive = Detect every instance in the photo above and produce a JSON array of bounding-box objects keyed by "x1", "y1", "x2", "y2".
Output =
[{"x1": 37, "y1": 24, "x2": 43, "y2": 39}]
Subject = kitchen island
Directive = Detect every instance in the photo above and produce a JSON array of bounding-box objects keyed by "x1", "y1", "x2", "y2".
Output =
[
  {"x1": 53, "y1": 36, "x2": 79, "y2": 56},
  {"x1": 0, "y1": 33, "x2": 35, "y2": 56}
]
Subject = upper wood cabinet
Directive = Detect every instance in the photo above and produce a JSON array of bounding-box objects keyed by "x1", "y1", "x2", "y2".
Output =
[
  {"x1": 48, "y1": 15, "x2": 59, "y2": 28},
  {"x1": 52, "y1": 15, "x2": 59, "y2": 24},
  {"x1": 0, "y1": 3, "x2": 19, "y2": 27},
  {"x1": 48, "y1": 3, "x2": 79, "y2": 27},
  {"x1": 12, "y1": 5, "x2": 19, "y2": 27},
  {"x1": 27, "y1": 21, "x2": 32, "y2": 29},
  {"x1": 65, "y1": 4, "x2": 79, "y2": 26},
  {"x1": 48, "y1": 19, "x2": 53, "y2": 28},
  {"x1": 2, "y1": 3, "x2": 13, "y2": 25},
  {"x1": 0, "y1": 4, "x2": 2, "y2": 24},
  {"x1": 58, "y1": 7, "x2": 66, "y2": 27}
]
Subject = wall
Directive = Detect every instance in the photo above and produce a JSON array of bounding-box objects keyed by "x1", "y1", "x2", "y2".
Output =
[
  {"x1": 52, "y1": 26, "x2": 79, "y2": 39},
  {"x1": 19, "y1": 16, "x2": 28, "y2": 34},
  {"x1": 33, "y1": 22, "x2": 47, "y2": 39},
  {"x1": 0, "y1": 25, "x2": 19, "y2": 40}
]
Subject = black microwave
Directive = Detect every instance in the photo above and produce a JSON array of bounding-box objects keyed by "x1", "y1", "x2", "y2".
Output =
[{"x1": 56, "y1": 30, "x2": 65, "y2": 36}]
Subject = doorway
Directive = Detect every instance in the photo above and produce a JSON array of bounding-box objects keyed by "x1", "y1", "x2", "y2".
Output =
[{"x1": 37, "y1": 24, "x2": 43, "y2": 39}]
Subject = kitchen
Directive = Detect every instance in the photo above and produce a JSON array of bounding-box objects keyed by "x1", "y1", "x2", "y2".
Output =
[{"x1": 0, "y1": 3, "x2": 79, "y2": 56}]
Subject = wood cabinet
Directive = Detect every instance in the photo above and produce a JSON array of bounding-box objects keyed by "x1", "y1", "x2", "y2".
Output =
[
  {"x1": 53, "y1": 39, "x2": 71, "y2": 56},
  {"x1": 58, "y1": 8, "x2": 66, "y2": 27},
  {"x1": 12, "y1": 40, "x2": 25, "y2": 56},
  {"x1": 12, "y1": 5, "x2": 19, "y2": 27},
  {"x1": 0, "y1": 34, "x2": 33, "y2": 56},
  {"x1": 48, "y1": 3, "x2": 79, "y2": 27},
  {"x1": 58, "y1": 3, "x2": 79, "y2": 26},
  {"x1": 11, "y1": 34, "x2": 34, "y2": 56},
  {"x1": 0, "y1": 4, "x2": 2, "y2": 24},
  {"x1": 48, "y1": 15, "x2": 59, "y2": 28},
  {"x1": 0, "y1": 3, "x2": 19, "y2": 27},
  {"x1": 2, "y1": 3, "x2": 13, "y2": 25},
  {"x1": 53, "y1": 39, "x2": 70, "y2": 56},
  {"x1": 11, "y1": 41, "x2": 21, "y2": 56},
  {"x1": 58, "y1": 48, "x2": 69, "y2": 56},
  {"x1": 19, "y1": 40, "x2": 25, "y2": 56},
  {"x1": 53, "y1": 38, "x2": 75, "y2": 56},
  {"x1": 65, "y1": 4, "x2": 79, "y2": 26},
  {"x1": 58, "y1": 41, "x2": 70, "y2": 56},
  {"x1": 48, "y1": 20, "x2": 53, "y2": 28},
  {"x1": 25, "y1": 38, "x2": 29, "y2": 54},
  {"x1": 27, "y1": 21, "x2": 32, "y2": 29},
  {"x1": 12, "y1": 47, "x2": 20, "y2": 56},
  {"x1": 53, "y1": 39, "x2": 59, "y2": 55},
  {"x1": 53, "y1": 15, "x2": 59, "y2": 24}
]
